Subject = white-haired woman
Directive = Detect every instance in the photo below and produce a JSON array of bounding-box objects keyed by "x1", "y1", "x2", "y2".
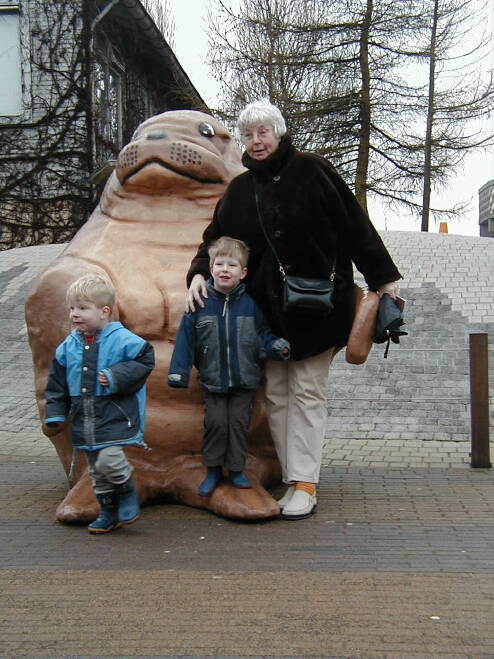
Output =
[{"x1": 186, "y1": 100, "x2": 401, "y2": 520}]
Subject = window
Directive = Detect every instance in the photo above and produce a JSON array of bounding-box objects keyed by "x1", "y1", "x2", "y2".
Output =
[
  {"x1": 0, "y1": 3, "x2": 22, "y2": 116},
  {"x1": 94, "y1": 44, "x2": 124, "y2": 148}
]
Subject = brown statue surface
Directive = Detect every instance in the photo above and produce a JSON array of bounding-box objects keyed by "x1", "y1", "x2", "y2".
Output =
[{"x1": 25, "y1": 110, "x2": 281, "y2": 522}]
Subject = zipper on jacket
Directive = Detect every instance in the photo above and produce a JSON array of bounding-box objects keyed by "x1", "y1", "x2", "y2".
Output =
[
  {"x1": 83, "y1": 395, "x2": 96, "y2": 447},
  {"x1": 224, "y1": 295, "x2": 233, "y2": 387},
  {"x1": 111, "y1": 400, "x2": 132, "y2": 427}
]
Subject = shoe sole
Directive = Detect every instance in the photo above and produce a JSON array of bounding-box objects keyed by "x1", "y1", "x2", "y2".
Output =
[
  {"x1": 88, "y1": 523, "x2": 118, "y2": 534},
  {"x1": 117, "y1": 514, "x2": 140, "y2": 527},
  {"x1": 280, "y1": 504, "x2": 317, "y2": 521}
]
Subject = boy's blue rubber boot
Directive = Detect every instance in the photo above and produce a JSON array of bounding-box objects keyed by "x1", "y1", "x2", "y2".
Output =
[
  {"x1": 198, "y1": 466, "x2": 222, "y2": 496},
  {"x1": 115, "y1": 476, "x2": 140, "y2": 526},
  {"x1": 230, "y1": 470, "x2": 252, "y2": 489},
  {"x1": 88, "y1": 492, "x2": 118, "y2": 534}
]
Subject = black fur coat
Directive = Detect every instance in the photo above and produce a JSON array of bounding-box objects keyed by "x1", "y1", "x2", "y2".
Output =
[{"x1": 187, "y1": 136, "x2": 402, "y2": 360}]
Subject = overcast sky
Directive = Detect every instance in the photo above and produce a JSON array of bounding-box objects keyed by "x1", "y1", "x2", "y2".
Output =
[{"x1": 167, "y1": 0, "x2": 494, "y2": 236}]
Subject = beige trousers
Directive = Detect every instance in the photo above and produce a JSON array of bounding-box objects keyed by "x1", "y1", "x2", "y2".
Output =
[{"x1": 265, "y1": 348, "x2": 336, "y2": 484}]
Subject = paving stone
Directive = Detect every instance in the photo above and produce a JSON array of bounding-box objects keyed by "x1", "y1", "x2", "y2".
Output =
[
  {"x1": 1, "y1": 239, "x2": 494, "y2": 657},
  {"x1": 2, "y1": 459, "x2": 494, "y2": 657}
]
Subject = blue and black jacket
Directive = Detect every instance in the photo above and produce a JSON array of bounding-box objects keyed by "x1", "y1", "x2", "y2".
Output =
[
  {"x1": 168, "y1": 279, "x2": 290, "y2": 393},
  {"x1": 44, "y1": 322, "x2": 155, "y2": 451}
]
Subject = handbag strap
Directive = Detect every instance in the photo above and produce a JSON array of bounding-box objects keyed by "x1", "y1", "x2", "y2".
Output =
[
  {"x1": 251, "y1": 174, "x2": 336, "y2": 282},
  {"x1": 251, "y1": 176, "x2": 287, "y2": 280}
]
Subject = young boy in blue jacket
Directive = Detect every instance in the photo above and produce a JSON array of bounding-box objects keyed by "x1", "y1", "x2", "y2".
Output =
[
  {"x1": 44, "y1": 274, "x2": 155, "y2": 534},
  {"x1": 168, "y1": 236, "x2": 290, "y2": 496}
]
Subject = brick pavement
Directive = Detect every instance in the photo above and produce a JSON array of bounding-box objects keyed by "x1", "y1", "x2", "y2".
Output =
[
  {"x1": 1, "y1": 241, "x2": 494, "y2": 658},
  {"x1": 0, "y1": 429, "x2": 474, "y2": 469},
  {"x1": 1, "y1": 449, "x2": 494, "y2": 658}
]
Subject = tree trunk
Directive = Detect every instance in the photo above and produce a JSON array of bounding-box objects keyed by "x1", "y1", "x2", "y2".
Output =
[
  {"x1": 421, "y1": 0, "x2": 439, "y2": 232},
  {"x1": 355, "y1": 0, "x2": 373, "y2": 214}
]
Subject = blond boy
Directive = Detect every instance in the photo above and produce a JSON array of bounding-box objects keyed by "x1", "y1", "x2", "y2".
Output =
[
  {"x1": 44, "y1": 274, "x2": 154, "y2": 533},
  {"x1": 168, "y1": 237, "x2": 289, "y2": 495}
]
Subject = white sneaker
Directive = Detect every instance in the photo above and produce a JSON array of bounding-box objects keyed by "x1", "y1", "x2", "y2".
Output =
[
  {"x1": 281, "y1": 489, "x2": 317, "y2": 520},
  {"x1": 277, "y1": 485, "x2": 296, "y2": 509}
]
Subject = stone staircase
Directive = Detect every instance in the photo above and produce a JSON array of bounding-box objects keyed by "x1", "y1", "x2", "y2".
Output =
[
  {"x1": 0, "y1": 232, "x2": 493, "y2": 443},
  {"x1": 326, "y1": 231, "x2": 494, "y2": 442}
]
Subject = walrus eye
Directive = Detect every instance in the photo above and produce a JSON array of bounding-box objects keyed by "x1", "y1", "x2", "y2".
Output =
[
  {"x1": 199, "y1": 122, "x2": 215, "y2": 137},
  {"x1": 146, "y1": 130, "x2": 167, "y2": 140}
]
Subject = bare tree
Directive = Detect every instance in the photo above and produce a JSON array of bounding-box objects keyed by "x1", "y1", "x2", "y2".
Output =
[
  {"x1": 207, "y1": 0, "x2": 493, "y2": 226},
  {"x1": 418, "y1": 0, "x2": 494, "y2": 231},
  {"x1": 141, "y1": 0, "x2": 176, "y2": 49},
  {"x1": 207, "y1": 0, "x2": 428, "y2": 206},
  {"x1": 207, "y1": 0, "x2": 361, "y2": 161}
]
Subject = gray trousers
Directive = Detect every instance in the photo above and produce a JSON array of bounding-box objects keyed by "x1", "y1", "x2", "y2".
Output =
[
  {"x1": 84, "y1": 446, "x2": 133, "y2": 495},
  {"x1": 203, "y1": 389, "x2": 255, "y2": 471}
]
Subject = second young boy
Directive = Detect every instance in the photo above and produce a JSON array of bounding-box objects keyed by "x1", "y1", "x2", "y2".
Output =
[
  {"x1": 168, "y1": 236, "x2": 290, "y2": 496},
  {"x1": 44, "y1": 274, "x2": 155, "y2": 534}
]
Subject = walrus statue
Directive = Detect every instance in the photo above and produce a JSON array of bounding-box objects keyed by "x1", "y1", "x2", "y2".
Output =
[{"x1": 25, "y1": 110, "x2": 281, "y2": 522}]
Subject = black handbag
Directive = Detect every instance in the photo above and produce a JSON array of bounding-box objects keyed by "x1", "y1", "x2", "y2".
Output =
[
  {"x1": 374, "y1": 293, "x2": 408, "y2": 358},
  {"x1": 283, "y1": 275, "x2": 334, "y2": 315},
  {"x1": 252, "y1": 177, "x2": 335, "y2": 316}
]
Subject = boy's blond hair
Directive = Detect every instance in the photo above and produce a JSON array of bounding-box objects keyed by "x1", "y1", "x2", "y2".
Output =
[
  {"x1": 208, "y1": 236, "x2": 250, "y2": 268},
  {"x1": 66, "y1": 274, "x2": 115, "y2": 311}
]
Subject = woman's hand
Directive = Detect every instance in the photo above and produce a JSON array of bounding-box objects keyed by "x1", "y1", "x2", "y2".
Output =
[
  {"x1": 186, "y1": 274, "x2": 208, "y2": 312},
  {"x1": 377, "y1": 281, "x2": 399, "y2": 300}
]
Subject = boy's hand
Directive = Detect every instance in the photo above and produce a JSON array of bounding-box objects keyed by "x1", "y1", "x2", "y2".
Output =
[
  {"x1": 98, "y1": 371, "x2": 109, "y2": 387},
  {"x1": 272, "y1": 338, "x2": 291, "y2": 360},
  {"x1": 280, "y1": 345, "x2": 291, "y2": 360}
]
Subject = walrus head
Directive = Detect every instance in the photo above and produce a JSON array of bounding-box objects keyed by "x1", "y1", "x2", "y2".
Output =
[
  {"x1": 98, "y1": 110, "x2": 244, "y2": 222},
  {"x1": 115, "y1": 110, "x2": 244, "y2": 193}
]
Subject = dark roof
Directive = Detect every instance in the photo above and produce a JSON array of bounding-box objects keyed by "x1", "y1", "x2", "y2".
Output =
[{"x1": 94, "y1": 0, "x2": 208, "y2": 111}]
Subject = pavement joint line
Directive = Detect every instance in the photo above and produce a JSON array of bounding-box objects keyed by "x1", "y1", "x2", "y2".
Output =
[{"x1": 0, "y1": 431, "x2": 480, "y2": 469}]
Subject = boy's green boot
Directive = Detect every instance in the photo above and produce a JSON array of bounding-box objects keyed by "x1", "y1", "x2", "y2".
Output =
[
  {"x1": 88, "y1": 492, "x2": 118, "y2": 534},
  {"x1": 115, "y1": 476, "x2": 140, "y2": 526}
]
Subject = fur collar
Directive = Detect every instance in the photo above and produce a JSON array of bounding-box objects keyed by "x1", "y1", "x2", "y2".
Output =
[{"x1": 241, "y1": 134, "x2": 295, "y2": 178}]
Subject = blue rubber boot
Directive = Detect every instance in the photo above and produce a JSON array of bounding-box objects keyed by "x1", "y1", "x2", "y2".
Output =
[
  {"x1": 88, "y1": 492, "x2": 118, "y2": 534},
  {"x1": 230, "y1": 470, "x2": 252, "y2": 489},
  {"x1": 115, "y1": 476, "x2": 140, "y2": 526},
  {"x1": 198, "y1": 466, "x2": 222, "y2": 496}
]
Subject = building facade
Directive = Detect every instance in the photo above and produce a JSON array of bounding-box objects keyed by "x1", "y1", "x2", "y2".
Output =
[
  {"x1": 479, "y1": 179, "x2": 494, "y2": 238},
  {"x1": 0, "y1": 0, "x2": 206, "y2": 250}
]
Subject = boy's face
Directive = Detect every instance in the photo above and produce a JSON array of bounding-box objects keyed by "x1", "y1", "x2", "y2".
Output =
[
  {"x1": 210, "y1": 255, "x2": 247, "y2": 294},
  {"x1": 69, "y1": 299, "x2": 111, "y2": 334}
]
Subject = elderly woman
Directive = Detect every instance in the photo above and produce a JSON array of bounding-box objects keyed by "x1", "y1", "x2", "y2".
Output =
[{"x1": 186, "y1": 100, "x2": 401, "y2": 520}]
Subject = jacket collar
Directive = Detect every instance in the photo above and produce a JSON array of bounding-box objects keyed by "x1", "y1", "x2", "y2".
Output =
[
  {"x1": 241, "y1": 133, "x2": 295, "y2": 178},
  {"x1": 206, "y1": 277, "x2": 246, "y2": 301}
]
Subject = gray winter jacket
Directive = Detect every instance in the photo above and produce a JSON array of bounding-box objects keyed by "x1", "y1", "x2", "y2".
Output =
[{"x1": 168, "y1": 280, "x2": 290, "y2": 393}]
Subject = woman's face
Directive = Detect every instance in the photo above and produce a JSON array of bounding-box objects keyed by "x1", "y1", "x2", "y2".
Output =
[{"x1": 243, "y1": 123, "x2": 280, "y2": 160}]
